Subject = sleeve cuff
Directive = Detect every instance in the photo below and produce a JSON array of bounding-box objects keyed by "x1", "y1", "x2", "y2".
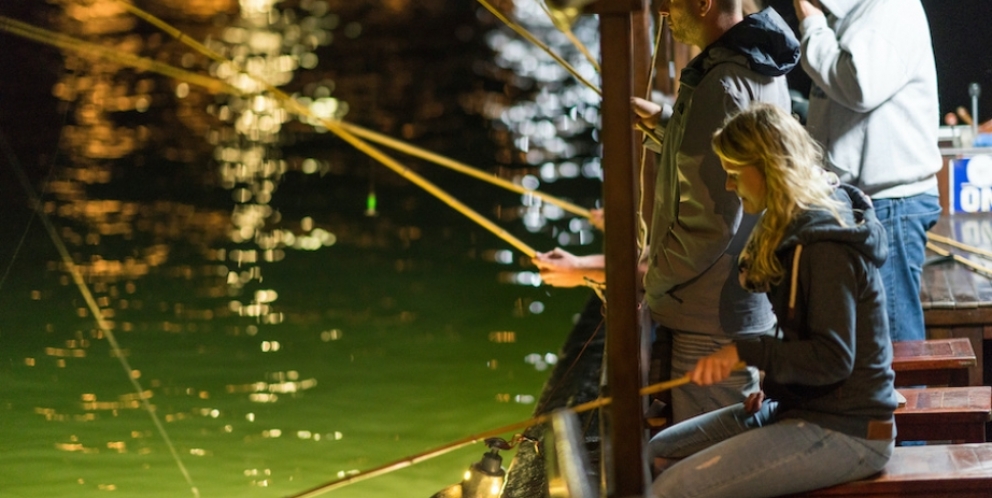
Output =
[{"x1": 800, "y1": 13, "x2": 828, "y2": 36}]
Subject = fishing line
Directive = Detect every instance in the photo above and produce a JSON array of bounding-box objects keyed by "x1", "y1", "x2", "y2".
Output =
[
  {"x1": 285, "y1": 364, "x2": 742, "y2": 497},
  {"x1": 538, "y1": 0, "x2": 601, "y2": 73},
  {"x1": 0, "y1": 87, "x2": 71, "y2": 293},
  {"x1": 0, "y1": 131, "x2": 201, "y2": 498},
  {"x1": 0, "y1": 14, "x2": 595, "y2": 224},
  {"x1": 477, "y1": 0, "x2": 661, "y2": 145},
  {"x1": 533, "y1": 316, "x2": 605, "y2": 416}
]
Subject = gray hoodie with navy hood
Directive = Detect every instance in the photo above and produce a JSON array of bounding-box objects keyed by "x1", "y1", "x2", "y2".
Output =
[
  {"x1": 736, "y1": 185, "x2": 897, "y2": 439},
  {"x1": 645, "y1": 8, "x2": 798, "y2": 337}
]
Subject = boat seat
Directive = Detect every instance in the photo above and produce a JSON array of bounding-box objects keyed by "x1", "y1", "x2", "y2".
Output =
[
  {"x1": 790, "y1": 443, "x2": 992, "y2": 497},
  {"x1": 892, "y1": 337, "x2": 977, "y2": 387},
  {"x1": 895, "y1": 386, "x2": 992, "y2": 444}
]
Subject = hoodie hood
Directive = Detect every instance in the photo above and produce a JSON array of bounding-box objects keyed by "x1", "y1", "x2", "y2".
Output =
[
  {"x1": 777, "y1": 184, "x2": 888, "y2": 268},
  {"x1": 689, "y1": 7, "x2": 801, "y2": 78}
]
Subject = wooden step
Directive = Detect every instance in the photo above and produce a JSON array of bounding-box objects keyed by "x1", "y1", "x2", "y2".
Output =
[
  {"x1": 891, "y1": 337, "x2": 977, "y2": 387},
  {"x1": 792, "y1": 443, "x2": 992, "y2": 497},
  {"x1": 895, "y1": 386, "x2": 992, "y2": 443}
]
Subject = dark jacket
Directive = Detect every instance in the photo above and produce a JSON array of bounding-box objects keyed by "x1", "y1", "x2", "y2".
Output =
[
  {"x1": 736, "y1": 185, "x2": 898, "y2": 439},
  {"x1": 645, "y1": 8, "x2": 799, "y2": 336}
]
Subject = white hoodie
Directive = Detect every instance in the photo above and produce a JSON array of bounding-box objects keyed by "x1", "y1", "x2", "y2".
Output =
[{"x1": 800, "y1": 0, "x2": 941, "y2": 199}]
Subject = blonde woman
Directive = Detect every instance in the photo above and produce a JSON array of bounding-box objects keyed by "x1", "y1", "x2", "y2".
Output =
[{"x1": 647, "y1": 103, "x2": 896, "y2": 498}]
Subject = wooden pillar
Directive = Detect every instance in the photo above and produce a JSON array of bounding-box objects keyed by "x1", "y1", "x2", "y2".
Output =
[{"x1": 591, "y1": 1, "x2": 649, "y2": 496}]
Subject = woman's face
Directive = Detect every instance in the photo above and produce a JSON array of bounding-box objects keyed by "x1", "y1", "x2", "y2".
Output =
[{"x1": 722, "y1": 161, "x2": 767, "y2": 214}]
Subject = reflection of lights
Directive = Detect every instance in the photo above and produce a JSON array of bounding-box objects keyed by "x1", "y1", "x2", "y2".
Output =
[
  {"x1": 488, "y1": 331, "x2": 516, "y2": 343},
  {"x1": 496, "y1": 271, "x2": 542, "y2": 287},
  {"x1": 482, "y1": 249, "x2": 514, "y2": 265},
  {"x1": 320, "y1": 329, "x2": 342, "y2": 341},
  {"x1": 308, "y1": 97, "x2": 347, "y2": 120},
  {"x1": 542, "y1": 204, "x2": 564, "y2": 220},
  {"x1": 239, "y1": 0, "x2": 278, "y2": 18},
  {"x1": 520, "y1": 174, "x2": 540, "y2": 190},
  {"x1": 254, "y1": 289, "x2": 278, "y2": 303}
]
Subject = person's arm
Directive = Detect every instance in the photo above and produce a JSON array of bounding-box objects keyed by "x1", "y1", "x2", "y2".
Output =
[
  {"x1": 532, "y1": 248, "x2": 606, "y2": 288},
  {"x1": 796, "y1": 1, "x2": 916, "y2": 113},
  {"x1": 736, "y1": 242, "x2": 860, "y2": 386}
]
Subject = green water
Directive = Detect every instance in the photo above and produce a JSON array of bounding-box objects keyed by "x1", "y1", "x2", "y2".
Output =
[
  {"x1": 0, "y1": 221, "x2": 588, "y2": 497},
  {"x1": 0, "y1": 2, "x2": 603, "y2": 496}
]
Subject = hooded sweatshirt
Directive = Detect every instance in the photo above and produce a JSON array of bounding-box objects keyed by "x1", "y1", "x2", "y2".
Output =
[
  {"x1": 736, "y1": 185, "x2": 897, "y2": 439},
  {"x1": 644, "y1": 8, "x2": 798, "y2": 336},
  {"x1": 800, "y1": 0, "x2": 941, "y2": 199}
]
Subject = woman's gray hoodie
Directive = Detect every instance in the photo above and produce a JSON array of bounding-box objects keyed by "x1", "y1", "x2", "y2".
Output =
[
  {"x1": 736, "y1": 185, "x2": 898, "y2": 439},
  {"x1": 645, "y1": 8, "x2": 798, "y2": 337}
]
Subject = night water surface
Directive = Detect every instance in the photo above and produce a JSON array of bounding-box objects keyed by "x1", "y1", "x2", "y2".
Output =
[{"x1": 0, "y1": 1, "x2": 601, "y2": 497}]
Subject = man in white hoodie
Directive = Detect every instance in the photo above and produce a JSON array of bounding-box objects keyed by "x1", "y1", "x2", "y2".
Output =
[{"x1": 794, "y1": 0, "x2": 941, "y2": 342}]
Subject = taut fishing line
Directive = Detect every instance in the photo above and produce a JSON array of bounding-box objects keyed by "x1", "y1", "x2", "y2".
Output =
[
  {"x1": 0, "y1": 90, "x2": 70, "y2": 293},
  {"x1": 0, "y1": 129, "x2": 201, "y2": 497}
]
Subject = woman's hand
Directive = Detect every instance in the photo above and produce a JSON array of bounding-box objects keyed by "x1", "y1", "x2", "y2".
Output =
[
  {"x1": 743, "y1": 390, "x2": 765, "y2": 414},
  {"x1": 688, "y1": 344, "x2": 741, "y2": 386}
]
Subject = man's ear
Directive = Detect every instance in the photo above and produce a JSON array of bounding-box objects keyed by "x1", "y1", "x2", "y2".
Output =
[{"x1": 697, "y1": 0, "x2": 713, "y2": 17}]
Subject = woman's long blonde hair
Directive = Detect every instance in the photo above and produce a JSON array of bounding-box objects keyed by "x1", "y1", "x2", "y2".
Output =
[{"x1": 712, "y1": 103, "x2": 844, "y2": 287}]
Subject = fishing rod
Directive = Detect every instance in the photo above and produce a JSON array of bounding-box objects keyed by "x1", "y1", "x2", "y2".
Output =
[
  {"x1": 285, "y1": 364, "x2": 742, "y2": 497},
  {"x1": 927, "y1": 232, "x2": 992, "y2": 260},
  {"x1": 925, "y1": 241, "x2": 992, "y2": 276},
  {"x1": 477, "y1": 0, "x2": 662, "y2": 146},
  {"x1": 337, "y1": 121, "x2": 592, "y2": 219},
  {"x1": 114, "y1": 0, "x2": 591, "y2": 220},
  {"x1": 538, "y1": 0, "x2": 601, "y2": 73},
  {"x1": 0, "y1": 13, "x2": 542, "y2": 257},
  {"x1": 0, "y1": 130, "x2": 201, "y2": 497},
  {"x1": 116, "y1": 2, "x2": 545, "y2": 258}
]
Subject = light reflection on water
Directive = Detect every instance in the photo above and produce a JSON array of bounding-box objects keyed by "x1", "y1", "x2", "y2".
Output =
[{"x1": 0, "y1": 2, "x2": 593, "y2": 497}]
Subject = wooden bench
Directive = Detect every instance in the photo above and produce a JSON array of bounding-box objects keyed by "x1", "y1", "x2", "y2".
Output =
[
  {"x1": 792, "y1": 443, "x2": 992, "y2": 497},
  {"x1": 895, "y1": 386, "x2": 992, "y2": 444},
  {"x1": 891, "y1": 337, "x2": 977, "y2": 387}
]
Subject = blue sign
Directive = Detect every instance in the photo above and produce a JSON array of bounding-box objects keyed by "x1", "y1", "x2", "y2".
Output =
[{"x1": 948, "y1": 154, "x2": 992, "y2": 213}]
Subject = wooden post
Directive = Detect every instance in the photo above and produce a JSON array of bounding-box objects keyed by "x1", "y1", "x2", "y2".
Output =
[{"x1": 590, "y1": 1, "x2": 649, "y2": 496}]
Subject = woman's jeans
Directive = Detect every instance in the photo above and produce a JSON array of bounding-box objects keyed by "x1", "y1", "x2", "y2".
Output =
[
  {"x1": 873, "y1": 194, "x2": 941, "y2": 342},
  {"x1": 647, "y1": 402, "x2": 894, "y2": 498}
]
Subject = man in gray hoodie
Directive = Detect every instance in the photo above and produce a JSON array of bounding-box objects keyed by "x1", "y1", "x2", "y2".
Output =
[
  {"x1": 634, "y1": 0, "x2": 799, "y2": 423},
  {"x1": 794, "y1": 0, "x2": 942, "y2": 342}
]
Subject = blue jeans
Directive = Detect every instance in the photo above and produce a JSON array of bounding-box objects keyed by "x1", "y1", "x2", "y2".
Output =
[
  {"x1": 872, "y1": 194, "x2": 941, "y2": 342},
  {"x1": 647, "y1": 402, "x2": 893, "y2": 498}
]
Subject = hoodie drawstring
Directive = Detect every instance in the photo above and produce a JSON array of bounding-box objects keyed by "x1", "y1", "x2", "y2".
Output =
[{"x1": 789, "y1": 244, "x2": 803, "y2": 320}]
